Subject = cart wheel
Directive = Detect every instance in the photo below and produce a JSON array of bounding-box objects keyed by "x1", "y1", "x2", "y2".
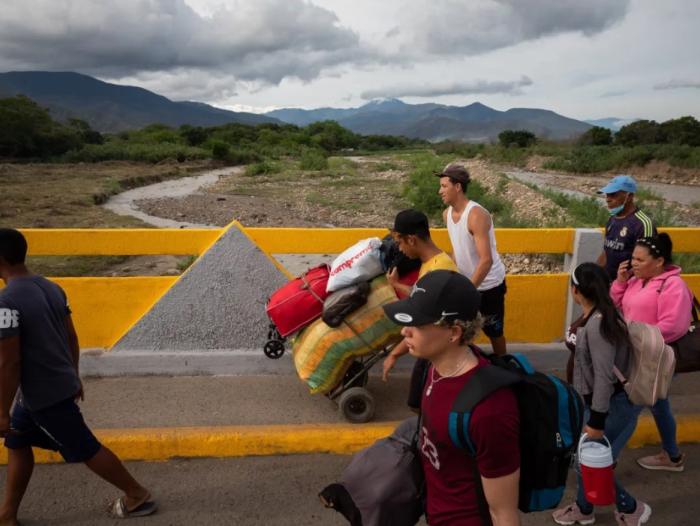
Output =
[
  {"x1": 343, "y1": 361, "x2": 369, "y2": 388},
  {"x1": 338, "y1": 387, "x2": 375, "y2": 424},
  {"x1": 263, "y1": 340, "x2": 285, "y2": 359}
]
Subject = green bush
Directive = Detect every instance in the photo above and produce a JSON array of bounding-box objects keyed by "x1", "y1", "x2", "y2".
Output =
[
  {"x1": 498, "y1": 129, "x2": 537, "y2": 148},
  {"x1": 62, "y1": 141, "x2": 208, "y2": 163},
  {"x1": 225, "y1": 148, "x2": 262, "y2": 165},
  {"x1": 211, "y1": 141, "x2": 230, "y2": 160},
  {"x1": 299, "y1": 149, "x2": 329, "y2": 171},
  {"x1": 579, "y1": 126, "x2": 612, "y2": 146},
  {"x1": 245, "y1": 160, "x2": 280, "y2": 176}
]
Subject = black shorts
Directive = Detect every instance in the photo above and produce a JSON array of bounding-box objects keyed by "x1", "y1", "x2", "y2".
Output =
[
  {"x1": 5, "y1": 397, "x2": 101, "y2": 463},
  {"x1": 480, "y1": 280, "x2": 506, "y2": 338}
]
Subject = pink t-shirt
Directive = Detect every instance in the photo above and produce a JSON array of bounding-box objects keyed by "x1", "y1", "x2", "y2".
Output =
[{"x1": 420, "y1": 355, "x2": 520, "y2": 525}]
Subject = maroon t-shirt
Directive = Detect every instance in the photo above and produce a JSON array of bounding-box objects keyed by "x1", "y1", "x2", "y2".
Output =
[{"x1": 420, "y1": 355, "x2": 520, "y2": 526}]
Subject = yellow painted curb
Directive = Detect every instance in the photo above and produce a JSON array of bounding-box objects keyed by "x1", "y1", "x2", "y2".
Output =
[
  {"x1": 627, "y1": 414, "x2": 700, "y2": 448},
  {"x1": 0, "y1": 423, "x2": 396, "y2": 465},
  {"x1": 2, "y1": 415, "x2": 699, "y2": 465}
]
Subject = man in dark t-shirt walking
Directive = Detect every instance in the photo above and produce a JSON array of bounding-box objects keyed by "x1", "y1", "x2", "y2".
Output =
[
  {"x1": 0, "y1": 229, "x2": 157, "y2": 524},
  {"x1": 596, "y1": 175, "x2": 656, "y2": 281},
  {"x1": 384, "y1": 270, "x2": 520, "y2": 526}
]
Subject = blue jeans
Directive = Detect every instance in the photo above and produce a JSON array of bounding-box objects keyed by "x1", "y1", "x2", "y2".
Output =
[
  {"x1": 576, "y1": 392, "x2": 643, "y2": 514},
  {"x1": 649, "y1": 397, "x2": 680, "y2": 458}
]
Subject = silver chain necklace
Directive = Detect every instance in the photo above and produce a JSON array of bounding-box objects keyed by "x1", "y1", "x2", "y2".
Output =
[{"x1": 426, "y1": 354, "x2": 471, "y2": 397}]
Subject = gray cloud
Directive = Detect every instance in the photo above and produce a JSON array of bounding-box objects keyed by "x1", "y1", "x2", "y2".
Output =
[
  {"x1": 405, "y1": 0, "x2": 630, "y2": 56},
  {"x1": 654, "y1": 79, "x2": 700, "y2": 90},
  {"x1": 361, "y1": 75, "x2": 533, "y2": 99},
  {"x1": 600, "y1": 90, "x2": 629, "y2": 98},
  {"x1": 0, "y1": 0, "x2": 364, "y2": 84}
]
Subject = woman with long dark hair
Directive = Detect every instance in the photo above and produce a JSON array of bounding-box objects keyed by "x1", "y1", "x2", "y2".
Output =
[
  {"x1": 553, "y1": 263, "x2": 650, "y2": 526},
  {"x1": 611, "y1": 233, "x2": 693, "y2": 472}
]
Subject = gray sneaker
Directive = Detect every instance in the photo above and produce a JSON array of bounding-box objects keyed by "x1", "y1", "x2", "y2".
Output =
[
  {"x1": 614, "y1": 502, "x2": 651, "y2": 526},
  {"x1": 637, "y1": 451, "x2": 685, "y2": 472},
  {"x1": 552, "y1": 502, "x2": 595, "y2": 525}
]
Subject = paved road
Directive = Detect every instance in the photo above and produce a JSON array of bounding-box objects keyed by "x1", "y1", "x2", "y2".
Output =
[
  {"x1": 76, "y1": 369, "x2": 700, "y2": 429},
  {"x1": 3, "y1": 444, "x2": 698, "y2": 525}
]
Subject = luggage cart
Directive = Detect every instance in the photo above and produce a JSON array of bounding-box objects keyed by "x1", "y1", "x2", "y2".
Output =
[{"x1": 263, "y1": 322, "x2": 393, "y2": 423}]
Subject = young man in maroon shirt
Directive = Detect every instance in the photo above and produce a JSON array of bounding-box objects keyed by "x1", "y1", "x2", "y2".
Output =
[{"x1": 384, "y1": 270, "x2": 521, "y2": 526}]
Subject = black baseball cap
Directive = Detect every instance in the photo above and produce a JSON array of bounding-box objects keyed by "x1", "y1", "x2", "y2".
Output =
[
  {"x1": 434, "y1": 163, "x2": 471, "y2": 186},
  {"x1": 383, "y1": 270, "x2": 481, "y2": 326},
  {"x1": 392, "y1": 209, "x2": 430, "y2": 237}
]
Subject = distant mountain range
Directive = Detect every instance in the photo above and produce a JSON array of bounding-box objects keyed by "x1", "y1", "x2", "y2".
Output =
[
  {"x1": 267, "y1": 98, "x2": 592, "y2": 142},
  {"x1": 583, "y1": 117, "x2": 639, "y2": 131},
  {"x1": 1, "y1": 71, "x2": 598, "y2": 141},
  {"x1": 0, "y1": 71, "x2": 278, "y2": 132}
]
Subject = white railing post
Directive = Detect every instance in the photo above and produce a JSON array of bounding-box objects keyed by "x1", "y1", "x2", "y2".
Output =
[{"x1": 564, "y1": 228, "x2": 604, "y2": 332}]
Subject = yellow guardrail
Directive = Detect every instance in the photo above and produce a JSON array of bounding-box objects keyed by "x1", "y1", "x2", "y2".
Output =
[
  {"x1": 227, "y1": 228, "x2": 578, "y2": 255},
  {"x1": 22, "y1": 228, "x2": 220, "y2": 256},
  {"x1": 13, "y1": 226, "x2": 700, "y2": 348}
]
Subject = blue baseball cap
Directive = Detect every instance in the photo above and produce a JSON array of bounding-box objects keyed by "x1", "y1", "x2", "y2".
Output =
[{"x1": 598, "y1": 175, "x2": 637, "y2": 194}]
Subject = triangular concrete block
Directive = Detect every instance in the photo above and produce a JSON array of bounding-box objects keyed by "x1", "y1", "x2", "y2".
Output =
[{"x1": 113, "y1": 223, "x2": 288, "y2": 351}]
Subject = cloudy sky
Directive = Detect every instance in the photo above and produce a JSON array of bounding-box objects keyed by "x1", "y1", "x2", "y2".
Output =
[{"x1": 1, "y1": 0, "x2": 698, "y2": 121}]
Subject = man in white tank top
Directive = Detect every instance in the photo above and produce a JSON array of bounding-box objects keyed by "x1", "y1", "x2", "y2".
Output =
[{"x1": 436, "y1": 163, "x2": 508, "y2": 355}]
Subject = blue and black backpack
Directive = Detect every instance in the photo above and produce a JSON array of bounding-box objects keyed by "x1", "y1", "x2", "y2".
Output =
[{"x1": 449, "y1": 351, "x2": 583, "y2": 519}]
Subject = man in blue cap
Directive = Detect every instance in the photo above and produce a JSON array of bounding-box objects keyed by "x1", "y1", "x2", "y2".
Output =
[{"x1": 596, "y1": 174, "x2": 656, "y2": 281}]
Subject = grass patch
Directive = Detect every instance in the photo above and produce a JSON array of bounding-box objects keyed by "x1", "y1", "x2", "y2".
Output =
[
  {"x1": 0, "y1": 161, "x2": 210, "y2": 228},
  {"x1": 533, "y1": 187, "x2": 609, "y2": 227},
  {"x1": 177, "y1": 255, "x2": 198, "y2": 273},
  {"x1": 675, "y1": 253, "x2": 700, "y2": 274},
  {"x1": 245, "y1": 160, "x2": 281, "y2": 176},
  {"x1": 299, "y1": 150, "x2": 329, "y2": 171},
  {"x1": 370, "y1": 161, "x2": 401, "y2": 172},
  {"x1": 636, "y1": 186, "x2": 663, "y2": 201},
  {"x1": 305, "y1": 191, "x2": 334, "y2": 207},
  {"x1": 402, "y1": 152, "x2": 529, "y2": 227}
]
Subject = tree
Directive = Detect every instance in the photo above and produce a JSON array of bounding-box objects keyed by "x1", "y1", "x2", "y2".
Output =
[
  {"x1": 179, "y1": 125, "x2": 208, "y2": 146},
  {"x1": 578, "y1": 126, "x2": 612, "y2": 146},
  {"x1": 498, "y1": 129, "x2": 537, "y2": 148},
  {"x1": 68, "y1": 118, "x2": 104, "y2": 145},
  {"x1": 615, "y1": 120, "x2": 664, "y2": 146},
  {"x1": 0, "y1": 96, "x2": 82, "y2": 158},
  {"x1": 659, "y1": 116, "x2": 700, "y2": 146}
]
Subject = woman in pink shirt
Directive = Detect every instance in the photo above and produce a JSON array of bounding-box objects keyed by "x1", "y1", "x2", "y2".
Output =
[{"x1": 611, "y1": 233, "x2": 693, "y2": 472}]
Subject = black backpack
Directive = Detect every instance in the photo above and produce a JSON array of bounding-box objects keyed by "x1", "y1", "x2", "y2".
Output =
[
  {"x1": 449, "y1": 352, "x2": 583, "y2": 517},
  {"x1": 378, "y1": 234, "x2": 421, "y2": 276}
]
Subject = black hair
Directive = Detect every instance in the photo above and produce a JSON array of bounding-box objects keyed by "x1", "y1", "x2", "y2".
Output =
[
  {"x1": 572, "y1": 262, "x2": 629, "y2": 348},
  {"x1": 636, "y1": 233, "x2": 673, "y2": 264},
  {"x1": 396, "y1": 230, "x2": 430, "y2": 242},
  {"x1": 448, "y1": 177, "x2": 468, "y2": 194},
  {"x1": 0, "y1": 229, "x2": 27, "y2": 265}
]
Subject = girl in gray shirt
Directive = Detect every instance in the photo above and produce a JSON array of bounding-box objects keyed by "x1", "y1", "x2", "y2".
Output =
[{"x1": 552, "y1": 263, "x2": 651, "y2": 526}]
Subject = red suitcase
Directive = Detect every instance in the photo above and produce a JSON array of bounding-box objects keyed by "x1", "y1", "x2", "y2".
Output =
[{"x1": 266, "y1": 264, "x2": 331, "y2": 337}]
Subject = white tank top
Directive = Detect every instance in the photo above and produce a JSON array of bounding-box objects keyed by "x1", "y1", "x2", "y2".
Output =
[{"x1": 446, "y1": 201, "x2": 506, "y2": 291}]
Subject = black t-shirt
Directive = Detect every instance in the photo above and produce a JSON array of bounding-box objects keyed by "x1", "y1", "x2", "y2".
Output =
[{"x1": 0, "y1": 275, "x2": 80, "y2": 411}]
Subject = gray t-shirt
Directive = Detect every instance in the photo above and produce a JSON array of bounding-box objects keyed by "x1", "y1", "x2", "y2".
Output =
[{"x1": 0, "y1": 275, "x2": 80, "y2": 411}]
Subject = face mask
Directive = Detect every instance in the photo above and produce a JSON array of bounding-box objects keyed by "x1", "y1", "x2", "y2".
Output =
[{"x1": 608, "y1": 193, "x2": 629, "y2": 216}]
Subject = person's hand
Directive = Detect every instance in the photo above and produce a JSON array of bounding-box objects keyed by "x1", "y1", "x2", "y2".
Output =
[
  {"x1": 617, "y1": 260, "x2": 631, "y2": 283},
  {"x1": 75, "y1": 379, "x2": 84, "y2": 402},
  {"x1": 0, "y1": 414, "x2": 10, "y2": 438},
  {"x1": 382, "y1": 353, "x2": 398, "y2": 382},
  {"x1": 584, "y1": 425, "x2": 604, "y2": 440},
  {"x1": 386, "y1": 267, "x2": 399, "y2": 287}
]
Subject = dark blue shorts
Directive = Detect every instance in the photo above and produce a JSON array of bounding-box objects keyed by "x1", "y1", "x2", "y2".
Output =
[{"x1": 4, "y1": 397, "x2": 101, "y2": 463}]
